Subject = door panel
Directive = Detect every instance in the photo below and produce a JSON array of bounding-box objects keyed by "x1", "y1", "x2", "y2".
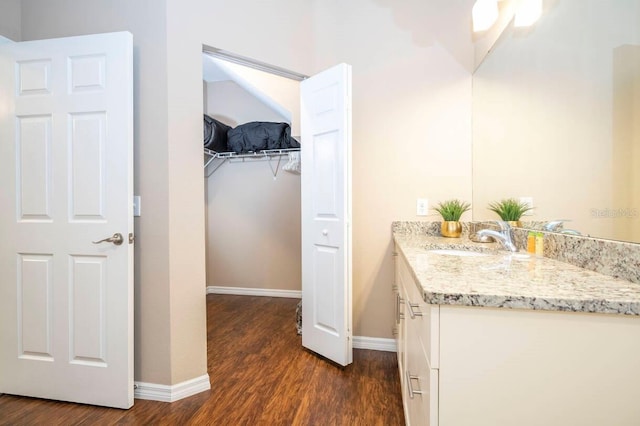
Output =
[
  {"x1": 69, "y1": 112, "x2": 107, "y2": 220},
  {"x1": 0, "y1": 32, "x2": 134, "y2": 409},
  {"x1": 313, "y1": 246, "x2": 339, "y2": 334},
  {"x1": 301, "y1": 63, "x2": 352, "y2": 366},
  {"x1": 18, "y1": 254, "x2": 54, "y2": 361},
  {"x1": 69, "y1": 255, "x2": 107, "y2": 366},
  {"x1": 17, "y1": 115, "x2": 53, "y2": 220}
]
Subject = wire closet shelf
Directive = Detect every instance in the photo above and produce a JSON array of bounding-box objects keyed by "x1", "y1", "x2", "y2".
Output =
[{"x1": 204, "y1": 147, "x2": 300, "y2": 178}]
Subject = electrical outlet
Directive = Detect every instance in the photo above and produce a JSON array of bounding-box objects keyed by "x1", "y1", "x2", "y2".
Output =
[
  {"x1": 416, "y1": 198, "x2": 429, "y2": 216},
  {"x1": 519, "y1": 196, "x2": 533, "y2": 215}
]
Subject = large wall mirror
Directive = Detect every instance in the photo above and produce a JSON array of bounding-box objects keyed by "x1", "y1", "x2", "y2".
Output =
[{"x1": 472, "y1": 0, "x2": 640, "y2": 243}]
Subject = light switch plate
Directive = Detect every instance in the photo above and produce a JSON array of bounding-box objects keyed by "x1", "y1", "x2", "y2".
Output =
[
  {"x1": 417, "y1": 198, "x2": 429, "y2": 216},
  {"x1": 133, "y1": 195, "x2": 141, "y2": 217}
]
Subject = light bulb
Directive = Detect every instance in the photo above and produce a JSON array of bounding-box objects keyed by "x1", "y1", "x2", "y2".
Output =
[
  {"x1": 472, "y1": 0, "x2": 499, "y2": 32},
  {"x1": 514, "y1": 0, "x2": 542, "y2": 27}
]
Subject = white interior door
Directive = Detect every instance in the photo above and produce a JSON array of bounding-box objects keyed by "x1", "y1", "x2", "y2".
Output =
[
  {"x1": 301, "y1": 63, "x2": 353, "y2": 366},
  {"x1": 0, "y1": 32, "x2": 134, "y2": 409}
]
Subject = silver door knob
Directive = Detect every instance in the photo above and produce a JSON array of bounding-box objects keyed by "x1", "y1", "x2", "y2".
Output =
[
  {"x1": 92, "y1": 233, "x2": 124, "y2": 246},
  {"x1": 322, "y1": 229, "x2": 328, "y2": 236}
]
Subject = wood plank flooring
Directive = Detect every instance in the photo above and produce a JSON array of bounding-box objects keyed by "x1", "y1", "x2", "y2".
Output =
[{"x1": 0, "y1": 294, "x2": 405, "y2": 425}]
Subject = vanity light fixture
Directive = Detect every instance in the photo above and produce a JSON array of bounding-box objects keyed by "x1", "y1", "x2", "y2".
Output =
[
  {"x1": 472, "y1": 0, "x2": 499, "y2": 32},
  {"x1": 514, "y1": 0, "x2": 543, "y2": 27}
]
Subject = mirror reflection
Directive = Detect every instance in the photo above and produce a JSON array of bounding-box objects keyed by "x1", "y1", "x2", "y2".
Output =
[{"x1": 472, "y1": 0, "x2": 640, "y2": 243}]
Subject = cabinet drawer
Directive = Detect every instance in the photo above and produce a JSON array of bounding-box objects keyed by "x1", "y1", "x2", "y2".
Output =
[
  {"x1": 399, "y1": 256, "x2": 440, "y2": 369},
  {"x1": 406, "y1": 362, "x2": 439, "y2": 426},
  {"x1": 406, "y1": 322, "x2": 439, "y2": 426},
  {"x1": 418, "y1": 303, "x2": 439, "y2": 369}
]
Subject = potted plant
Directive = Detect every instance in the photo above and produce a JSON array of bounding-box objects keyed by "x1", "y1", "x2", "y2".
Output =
[
  {"x1": 487, "y1": 198, "x2": 533, "y2": 227},
  {"x1": 434, "y1": 199, "x2": 471, "y2": 238}
]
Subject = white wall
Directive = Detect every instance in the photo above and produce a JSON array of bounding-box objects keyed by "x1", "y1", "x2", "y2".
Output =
[
  {"x1": 165, "y1": 0, "x2": 474, "y2": 340},
  {"x1": 311, "y1": 0, "x2": 475, "y2": 338},
  {"x1": 162, "y1": 0, "x2": 313, "y2": 381},
  {"x1": 612, "y1": 45, "x2": 640, "y2": 242},
  {"x1": 0, "y1": 0, "x2": 21, "y2": 41},
  {"x1": 8, "y1": 0, "x2": 476, "y2": 382},
  {"x1": 10, "y1": 0, "x2": 322, "y2": 387},
  {"x1": 205, "y1": 81, "x2": 301, "y2": 292},
  {"x1": 211, "y1": 60, "x2": 302, "y2": 136},
  {"x1": 205, "y1": 80, "x2": 289, "y2": 127}
]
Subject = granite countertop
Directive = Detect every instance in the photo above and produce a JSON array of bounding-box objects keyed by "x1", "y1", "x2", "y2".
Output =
[{"x1": 394, "y1": 233, "x2": 640, "y2": 316}]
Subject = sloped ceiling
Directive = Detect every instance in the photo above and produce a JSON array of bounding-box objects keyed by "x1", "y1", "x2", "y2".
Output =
[{"x1": 202, "y1": 53, "x2": 291, "y2": 123}]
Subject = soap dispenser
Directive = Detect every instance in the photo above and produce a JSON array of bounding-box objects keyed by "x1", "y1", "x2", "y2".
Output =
[
  {"x1": 535, "y1": 232, "x2": 544, "y2": 256},
  {"x1": 527, "y1": 231, "x2": 536, "y2": 254}
]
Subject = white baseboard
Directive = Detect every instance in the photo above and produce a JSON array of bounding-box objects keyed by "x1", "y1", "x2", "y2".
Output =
[
  {"x1": 353, "y1": 336, "x2": 397, "y2": 352},
  {"x1": 206, "y1": 285, "x2": 301, "y2": 299},
  {"x1": 134, "y1": 374, "x2": 211, "y2": 403}
]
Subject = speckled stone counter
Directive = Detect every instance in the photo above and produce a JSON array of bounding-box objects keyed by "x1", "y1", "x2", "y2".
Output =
[
  {"x1": 394, "y1": 233, "x2": 640, "y2": 316},
  {"x1": 392, "y1": 220, "x2": 640, "y2": 284}
]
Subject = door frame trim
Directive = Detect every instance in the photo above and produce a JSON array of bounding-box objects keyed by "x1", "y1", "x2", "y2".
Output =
[{"x1": 202, "y1": 45, "x2": 308, "y2": 82}]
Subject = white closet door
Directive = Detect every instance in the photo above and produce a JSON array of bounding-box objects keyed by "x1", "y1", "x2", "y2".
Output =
[
  {"x1": 0, "y1": 32, "x2": 134, "y2": 409},
  {"x1": 300, "y1": 63, "x2": 353, "y2": 366}
]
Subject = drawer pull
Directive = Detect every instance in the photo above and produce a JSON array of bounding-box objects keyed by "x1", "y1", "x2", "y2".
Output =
[
  {"x1": 406, "y1": 300, "x2": 423, "y2": 319},
  {"x1": 406, "y1": 371, "x2": 424, "y2": 399}
]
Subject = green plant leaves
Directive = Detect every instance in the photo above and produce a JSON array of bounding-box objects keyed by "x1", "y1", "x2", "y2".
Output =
[
  {"x1": 434, "y1": 199, "x2": 471, "y2": 221},
  {"x1": 487, "y1": 198, "x2": 533, "y2": 221}
]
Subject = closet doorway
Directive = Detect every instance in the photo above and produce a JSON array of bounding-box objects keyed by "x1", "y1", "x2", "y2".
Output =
[
  {"x1": 201, "y1": 48, "x2": 353, "y2": 366},
  {"x1": 202, "y1": 50, "x2": 303, "y2": 300}
]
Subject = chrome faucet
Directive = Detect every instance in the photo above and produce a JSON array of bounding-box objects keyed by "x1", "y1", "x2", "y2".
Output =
[
  {"x1": 476, "y1": 221, "x2": 518, "y2": 252},
  {"x1": 543, "y1": 220, "x2": 565, "y2": 232},
  {"x1": 544, "y1": 220, "x2": 581, "y2": 236}
]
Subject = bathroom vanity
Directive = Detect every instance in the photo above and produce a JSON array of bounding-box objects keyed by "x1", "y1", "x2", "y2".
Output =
[{"x1": 393, "y1": 232, "x2": 640, "y2": 426}]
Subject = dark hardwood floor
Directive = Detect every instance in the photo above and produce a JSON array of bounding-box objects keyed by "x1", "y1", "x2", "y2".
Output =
[{"x1": 0, "y1": 294, "x2": 405, "y2": 425}]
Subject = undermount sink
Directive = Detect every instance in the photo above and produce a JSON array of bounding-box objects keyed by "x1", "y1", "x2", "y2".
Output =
[{"x1": 427, "y1": 249, "x2": 490, "y2": 257}]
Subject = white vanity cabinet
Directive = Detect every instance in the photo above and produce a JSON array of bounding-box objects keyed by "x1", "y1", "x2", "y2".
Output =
[
  {"x1": 395, "y1": 252, "x2": 439, "y2": 426},
  {"x1": 394, "y1": 245, "x2": 640, "y2": 426}
]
